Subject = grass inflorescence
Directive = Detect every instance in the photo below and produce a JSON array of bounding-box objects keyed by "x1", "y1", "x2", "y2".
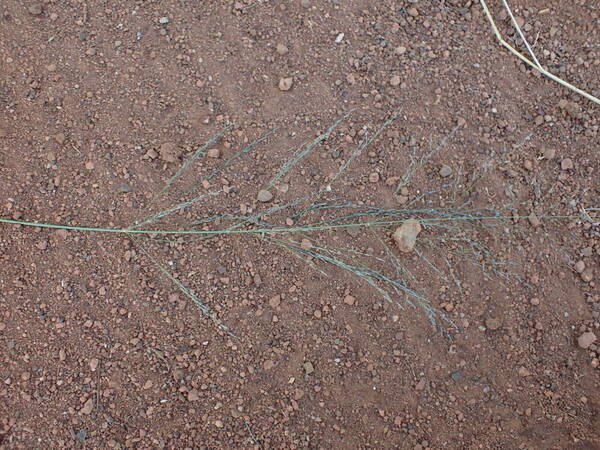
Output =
[{"x1": 1, "y1": 111, "x2": 598, "y2": 335}]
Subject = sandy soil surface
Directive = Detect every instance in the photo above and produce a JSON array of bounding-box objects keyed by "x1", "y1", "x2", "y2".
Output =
[{"x1": 1, "y1": 0, "x2": 599, "y2": 448}]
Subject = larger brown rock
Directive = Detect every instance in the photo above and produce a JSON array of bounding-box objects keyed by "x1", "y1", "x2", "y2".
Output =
[{"x1": 393, "y1": 219, "x2": 422, "y2": 253}]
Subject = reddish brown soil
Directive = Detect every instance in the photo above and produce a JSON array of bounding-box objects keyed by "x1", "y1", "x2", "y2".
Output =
[{"x1": 1, "y1": 0, "x2": 599, "y2": 448}]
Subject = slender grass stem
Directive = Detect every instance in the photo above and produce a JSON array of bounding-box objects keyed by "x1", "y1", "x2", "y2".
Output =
[{"x1": 0, "y1": 212, "x2": 591, "y2": 236}]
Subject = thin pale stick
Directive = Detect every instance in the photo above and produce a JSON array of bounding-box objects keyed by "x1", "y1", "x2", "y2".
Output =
[
  {"x1": 501, "y1": 0, "x2": 541, "y2": 68},
  {"x1": 479, "y1": 0, "x2": 600, "y2": 106}
]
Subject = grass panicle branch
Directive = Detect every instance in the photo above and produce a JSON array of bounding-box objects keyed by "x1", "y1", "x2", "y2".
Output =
[
  {"x1": 158, "y1": 125, "x2": 231, "y2": 198},
  {"x1": 266, "y1": 111, "x2": 352, "y2": 190},
  {"x1": 396, "y1": 124, "x2": 461, "y2": 193}
]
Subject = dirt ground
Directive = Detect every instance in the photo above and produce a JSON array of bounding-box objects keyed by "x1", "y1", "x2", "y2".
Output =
[{"x1": 1, "y1": 0, "x2": 599, "y2": 448}]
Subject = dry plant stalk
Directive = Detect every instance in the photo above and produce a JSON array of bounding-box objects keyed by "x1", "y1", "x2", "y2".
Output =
[{"x1": 479, "y1": 0, "x2": 600, "y2": 107}]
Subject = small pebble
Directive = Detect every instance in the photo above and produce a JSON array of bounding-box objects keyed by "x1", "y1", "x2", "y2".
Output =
[
  {"x1": 528, "y1": 212, "x2": 541, "y2": 228},
  {"x1": 396, "y1": 195, "x2": 408, "y2": 205},
  {"x1": 276, "y1": 43, "x2": 288, "y2": 55},
  {"x1": 187, "y1": 389, "x2": 200, "y2": 401},
  {"x1": 561, "y1": 158, "x2": 573, "y2": 170},
  {"x1": 389, "y1": 75, "x2": 401, "y2": 87},
  {"x1": 159, "y1": 142, "x2": 182, "y2": 163},
  {"x1": 276, "y1": 183, "x2": 289, "y2": 193},
  {"x1": 263, "y1": 360, "x2": 275, "y2": 370},
  {"x1": 257, "y1": 190, "x2": 273, "y2": 203},
  {"x1": 303, "y1": 361, "x2": 314, "y2": 375},
  {"x1": 439, "y1": 164, "x2": 452, "y2": 177},
  {"x1": 159, "y1": 17, "x2": 169, "y2": 24},
  {"x1": 269, "y1": 295, "x2": 281, "y2": 308},
  {"x1": 415, "y1": 378, "x2": 426, "y2": 391},
  {"x1": 300, "y1": 239, "x2": 312, "y2": 250},
  {"x1": 79, "y1": 398, "x2": 94, "y2": 415},
  {"x1": 28, "y1": 4, "x2": 43, "y2": 15},
  {"x1": 145, "y1": 148, "x2": 158, "y2": 160},
  {"x1": 207, "y1": 148, "x2": 220, "y2": 158},
  {"x1": 485, "y1": 317, "x2": 502, "y2": 331},
  {"x1": 343, "y1": 295, "x2": 355, "y2": 306},
  {"x1": 515, "y1": 16, "x2": 525, "y2": 27},
  {"x1": 580, "y1": 270, "x2": 594, "y2": 283},
  {"x1": 543, "y1": 148, "x2": 556, "y2": 160},
  {"x1": 279, "y1": 77, "x2": 293, "y2": 91},
  {"x1": 578, "y1": 332, "x2": 597, "y2": 349},
  {"x1": 574, "y1": 261, "x2": 585, "y2": 274},
  {"x1": 368, "y1": 172, "x2": 380, "y2": 183},
  {"x1": 346, "y1": 227, "x2": 359, "y2": 237}
]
